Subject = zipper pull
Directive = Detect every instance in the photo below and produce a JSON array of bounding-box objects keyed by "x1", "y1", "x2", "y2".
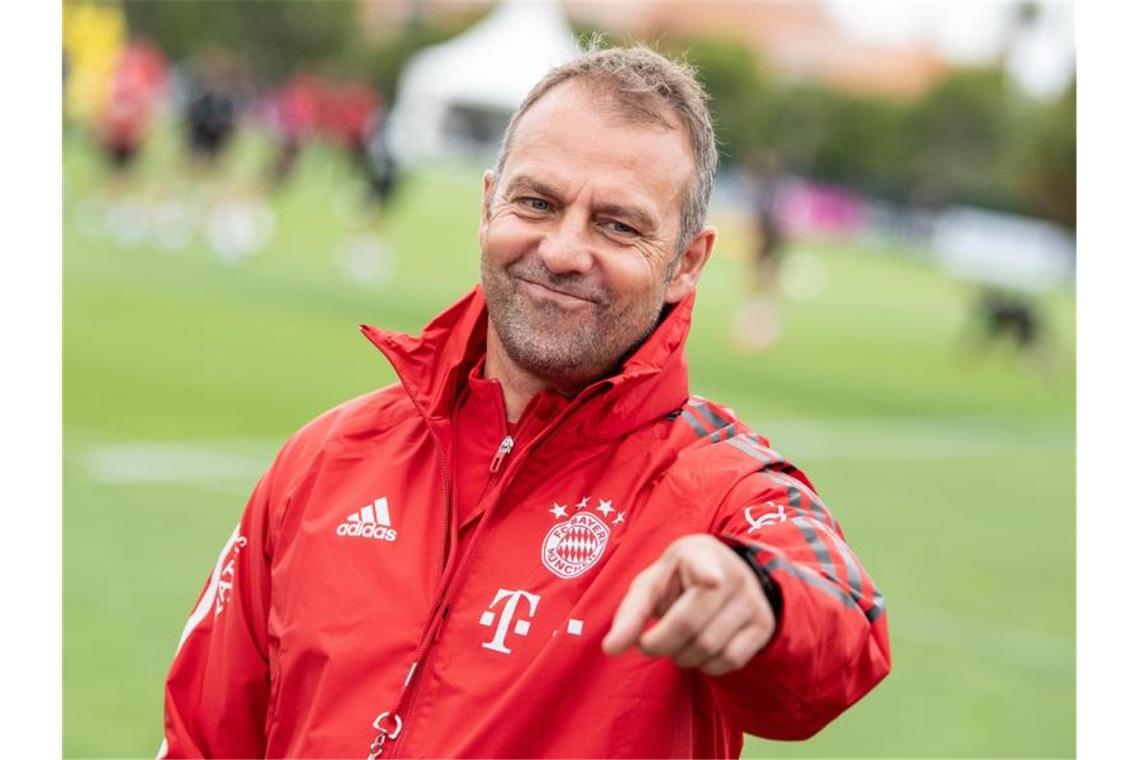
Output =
[
  {"x1": 489, "y1": 435, "x2": 514, "y2": 473},
  {"x1": 368, "y1": 712, "x2": 402, "y2": 759}
]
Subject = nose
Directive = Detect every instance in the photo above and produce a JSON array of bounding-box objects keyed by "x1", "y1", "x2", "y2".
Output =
[{"x1": 538, "y1": 211, "x2": 594, "y2": 275}]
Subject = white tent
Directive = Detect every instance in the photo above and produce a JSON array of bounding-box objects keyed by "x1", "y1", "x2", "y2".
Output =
[
  {"x1": 386, "y1": 1, "x2": 581, "y2": 164},
  {"x1": 931, "y1": 205, "x2": 1075, "y2": 292}
]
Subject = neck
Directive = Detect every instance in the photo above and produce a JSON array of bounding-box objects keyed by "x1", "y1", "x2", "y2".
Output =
[{"x1": 484, "y1": 328, "x2": 567, "y2": 423}]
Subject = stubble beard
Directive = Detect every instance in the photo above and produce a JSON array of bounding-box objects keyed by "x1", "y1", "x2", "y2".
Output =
[{"x1": 481, "y1": 253, "x2": 665, "y2": 394}]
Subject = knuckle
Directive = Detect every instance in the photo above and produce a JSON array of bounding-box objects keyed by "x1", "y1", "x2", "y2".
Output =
[
  {"x1": 633, "y1": 564, "x2": 654, "y2": 583},
  {"x1": 671, "y1": 613, "x2": 699, "y2": 639},
  {"x1": 664, "y1": 538, "x2": 687, "y2": 559},
  {"x1": 701, "y1": 658, "x2": 729, "y2": 677},
  {"x1": 693, "y1": 632, "x2": 720, "y2": 658},
  {"x1": 631, "y1": 568, "x2": 657, "y2": 593},
  {"x1": 671, "y1": 534, "x2": 703, "y2": 553},
  {"x1": 673, "y1": 649, "x2": 699, "y2": 668}
]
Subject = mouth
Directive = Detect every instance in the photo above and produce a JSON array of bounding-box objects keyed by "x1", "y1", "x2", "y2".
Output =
[{"x1": 516, "y1": 277, "x2": 597, "y2": 308}]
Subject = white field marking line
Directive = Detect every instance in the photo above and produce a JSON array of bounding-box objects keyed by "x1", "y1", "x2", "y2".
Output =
[
  {"x1": 72, "y1": 414, "x2": 1072, "y2": 484},
  {"x1": 77, "y1": 439, "x2": 279, "y2": 484},
  {"x1": 891, "y1": 598, "x2": 1074, "y2": 678},
  {"x1": 75, "y1": 434, "x2": 1074, "y2": 678}
]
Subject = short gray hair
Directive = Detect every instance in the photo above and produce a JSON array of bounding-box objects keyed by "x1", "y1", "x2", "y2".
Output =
[{"x1": 494, "y1": 43, "x2": 718, "y2": 253}]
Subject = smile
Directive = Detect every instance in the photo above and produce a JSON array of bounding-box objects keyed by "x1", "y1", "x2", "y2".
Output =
[{"x1": 517, "y1": 278, "x2": 595, "y2": 308}]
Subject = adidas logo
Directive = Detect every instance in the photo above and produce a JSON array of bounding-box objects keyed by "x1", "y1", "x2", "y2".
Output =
[{"x1": 336, "y1": 497, "x2": 398, "y2": 542}]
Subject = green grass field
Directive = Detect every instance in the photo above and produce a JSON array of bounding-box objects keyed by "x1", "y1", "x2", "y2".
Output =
[{"x1": 63, "y1": 125, "x2": 1075, "y2": 758}]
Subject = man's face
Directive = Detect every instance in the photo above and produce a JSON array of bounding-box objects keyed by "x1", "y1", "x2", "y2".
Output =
[{"x1": 479, "y1": 82, "x2": 712, "y2": 391}]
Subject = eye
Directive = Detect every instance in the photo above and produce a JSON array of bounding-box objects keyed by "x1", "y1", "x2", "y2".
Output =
[
  {"x1": 519, "y1": 197, "x2": 552, "y2": 212},
  {"x1": 605, "y1": 220, "x2": 639, "y2": 237}
]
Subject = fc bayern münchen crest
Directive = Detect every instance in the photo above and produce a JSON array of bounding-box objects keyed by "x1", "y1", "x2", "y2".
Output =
[{"x1": 542, "y1": 511, "x2": 611, "y2": 579}]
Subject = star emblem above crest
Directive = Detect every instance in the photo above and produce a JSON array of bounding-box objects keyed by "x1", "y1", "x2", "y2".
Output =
[{"x1": 547, "y1": 497, "x2": 625, "y2": 528}]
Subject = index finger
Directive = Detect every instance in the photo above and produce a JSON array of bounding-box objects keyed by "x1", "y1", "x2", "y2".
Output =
[{"x1": 602, "y1": 560, "x2": 671, "y2": 656}]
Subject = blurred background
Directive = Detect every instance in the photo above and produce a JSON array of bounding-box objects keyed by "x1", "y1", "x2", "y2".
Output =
[{"x1": 62, "y1": 1, "x2": 1075, "y2": 756}]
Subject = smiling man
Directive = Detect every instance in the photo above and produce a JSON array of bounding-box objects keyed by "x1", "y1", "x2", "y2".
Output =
[{"x1": 160, "y1": 46, "x2": 890, "y2": 759}]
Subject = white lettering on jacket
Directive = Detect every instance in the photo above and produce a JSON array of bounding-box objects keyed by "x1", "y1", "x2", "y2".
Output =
[{"x1": 479, "y1": 589, "x2": 541, "y2": 655}]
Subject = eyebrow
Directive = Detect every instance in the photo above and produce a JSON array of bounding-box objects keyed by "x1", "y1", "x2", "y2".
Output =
[
  {"x1": 502, "y1": 174, "x2": 565, "y2": 204},
  {"x1": 503, "y1": 174, "x2": 659, "y2": 235},
  {"x1": 593, "y1": 201, "x2": 658, "y2": 236}
]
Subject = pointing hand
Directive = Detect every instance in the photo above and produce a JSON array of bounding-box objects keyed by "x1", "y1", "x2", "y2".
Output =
[{"x1": 602, "y1": 535, "x2": 776, "y2": 676}]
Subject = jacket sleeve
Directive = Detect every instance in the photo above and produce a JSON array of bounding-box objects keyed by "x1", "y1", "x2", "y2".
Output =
[
  {"x1": 158, "y1": 467, "x2": 276, "y2": 759},
  {"x1": 704, "y1": 459, "x2": 891, "y2": 740}
]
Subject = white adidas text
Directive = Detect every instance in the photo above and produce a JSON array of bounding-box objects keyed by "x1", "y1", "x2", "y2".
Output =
[
  {"x1": 336, "y1": 497, "x2": 398, "y2": 542},
  {"x1": 336, "y1": 522, "x2": 397, "y2": 541}
]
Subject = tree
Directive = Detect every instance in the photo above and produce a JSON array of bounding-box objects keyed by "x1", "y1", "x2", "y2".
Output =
[
  {"x1": 812, "y1": 95, "x2": 911, "y2": 202},
  {"x1": 670, "y1": 38, "x2": 775, "y2": 166},
  {"x1": 902, "y1": 66, "x2": 1027, "y2": 211},
  {"x1": 124, "y1": 0, "x2": 357, "y2": 84},
  {"x1": 1021, "y1": 80, "x2": 1076, "y2": 228}
]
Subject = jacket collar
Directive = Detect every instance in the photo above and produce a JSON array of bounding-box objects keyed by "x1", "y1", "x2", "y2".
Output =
[{"x1": 360, "y1": 285, "x2": 693, "y2": 440}]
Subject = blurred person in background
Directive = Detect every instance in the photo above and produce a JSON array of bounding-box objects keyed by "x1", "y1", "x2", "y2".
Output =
[
  {"x1": 325, "y1": 78, "x2": 403, "y2": 221},
  {"x1": 66, "y1": 32, "x2": 168, "y2": 248},
  {"x1": 158, "y1": 45, "x2": 889, "y2": 759},
  {"x1": 174, "y1": 52, "x2": 275, "y2": 263},
  {"x1": 95, "y1": 39, "x2": 167, "y2": 185},
  {"x1": 264, "y1": 71, "x2": 322, "y2": 189},
  {"x1": 361, "y1": 102, "x2": 401, "y2": 217},
  {"x1": 331, "y1": 80, "x2": 403, "y2": 286},
  {"x1": 734, "y1": 150, "x2": 788, "y2": 352},
  {"x1": 324, "y1": 79, "x2": 379, "y2": 169},
  {"x1": 963, "y1": 286, "x2": 1056, "y2": 377},
  {"x1": 71, "y1": 34, "x2": 171, "y2": 250},
  {"x1": 182, "y1": 52, "x2": 248, "y2": 173}
]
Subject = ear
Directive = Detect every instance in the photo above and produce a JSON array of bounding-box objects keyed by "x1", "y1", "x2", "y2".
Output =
[
  {"x1": 477, "y1": 169, "x2": 496, "y2": 250},
  {"x1": 482, "y1": 170, "x2": 497, "y2": 220},
  {"x1": 664, "y1": 226, "x2": 717, "y2": 304}
]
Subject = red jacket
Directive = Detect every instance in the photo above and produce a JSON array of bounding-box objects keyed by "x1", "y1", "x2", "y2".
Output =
[{"x1": 160, "y1": 287, "x2": 890, "y2": 758}]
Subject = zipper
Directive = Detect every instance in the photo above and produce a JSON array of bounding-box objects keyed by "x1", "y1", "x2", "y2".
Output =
[
  {"x1": 488, "y1": 435, "x2": 514, "y2": 473},
  {"x1": 361, "y1": 326, "x2": 615, "y2": 757},
  {"x1": 371, "y1": 427, "x2": 453, "y2": 758},
  {"x1": 388, "y1": 387, "x2": 608, "y2": 756},
  {"x1": 362, "y1": 335, "x2": 455, "y2": 759},
  {"x1": 387, "y1": 426, "x2": 511, "y2": 754}
]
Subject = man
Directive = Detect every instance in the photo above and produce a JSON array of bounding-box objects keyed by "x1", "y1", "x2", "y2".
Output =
[
  {"x1": 96, "y1": 39, "x2": 167, "y2": 178},
  {"x1": 181, "y1": 52, "x2": 245, "y2": 171},
  {"x1": 160, "y1": 46, "x2": 890, "y2": 758}
]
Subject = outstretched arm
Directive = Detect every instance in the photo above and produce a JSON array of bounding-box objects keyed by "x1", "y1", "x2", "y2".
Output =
[{"x1": 603, "y1": 465, "x2": 890, "y2": 740}]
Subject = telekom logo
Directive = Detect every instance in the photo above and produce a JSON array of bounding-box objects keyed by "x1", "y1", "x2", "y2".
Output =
[{"x1": 479, "y1": 588, "x2": 541, "y2": 654}]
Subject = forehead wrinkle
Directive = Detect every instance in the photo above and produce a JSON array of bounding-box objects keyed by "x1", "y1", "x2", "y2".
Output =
[
  {"x1": 501, "y1": 89, "x2": 691, "y2": 239},
  {"x1": 507, "y1": 85, "x2": 688, "y2": 178}
]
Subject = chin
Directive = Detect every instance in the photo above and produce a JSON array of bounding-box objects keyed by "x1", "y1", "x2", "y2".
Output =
[{"x1": 500, "y1": 330, "x2": 607, "y2": 388}]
